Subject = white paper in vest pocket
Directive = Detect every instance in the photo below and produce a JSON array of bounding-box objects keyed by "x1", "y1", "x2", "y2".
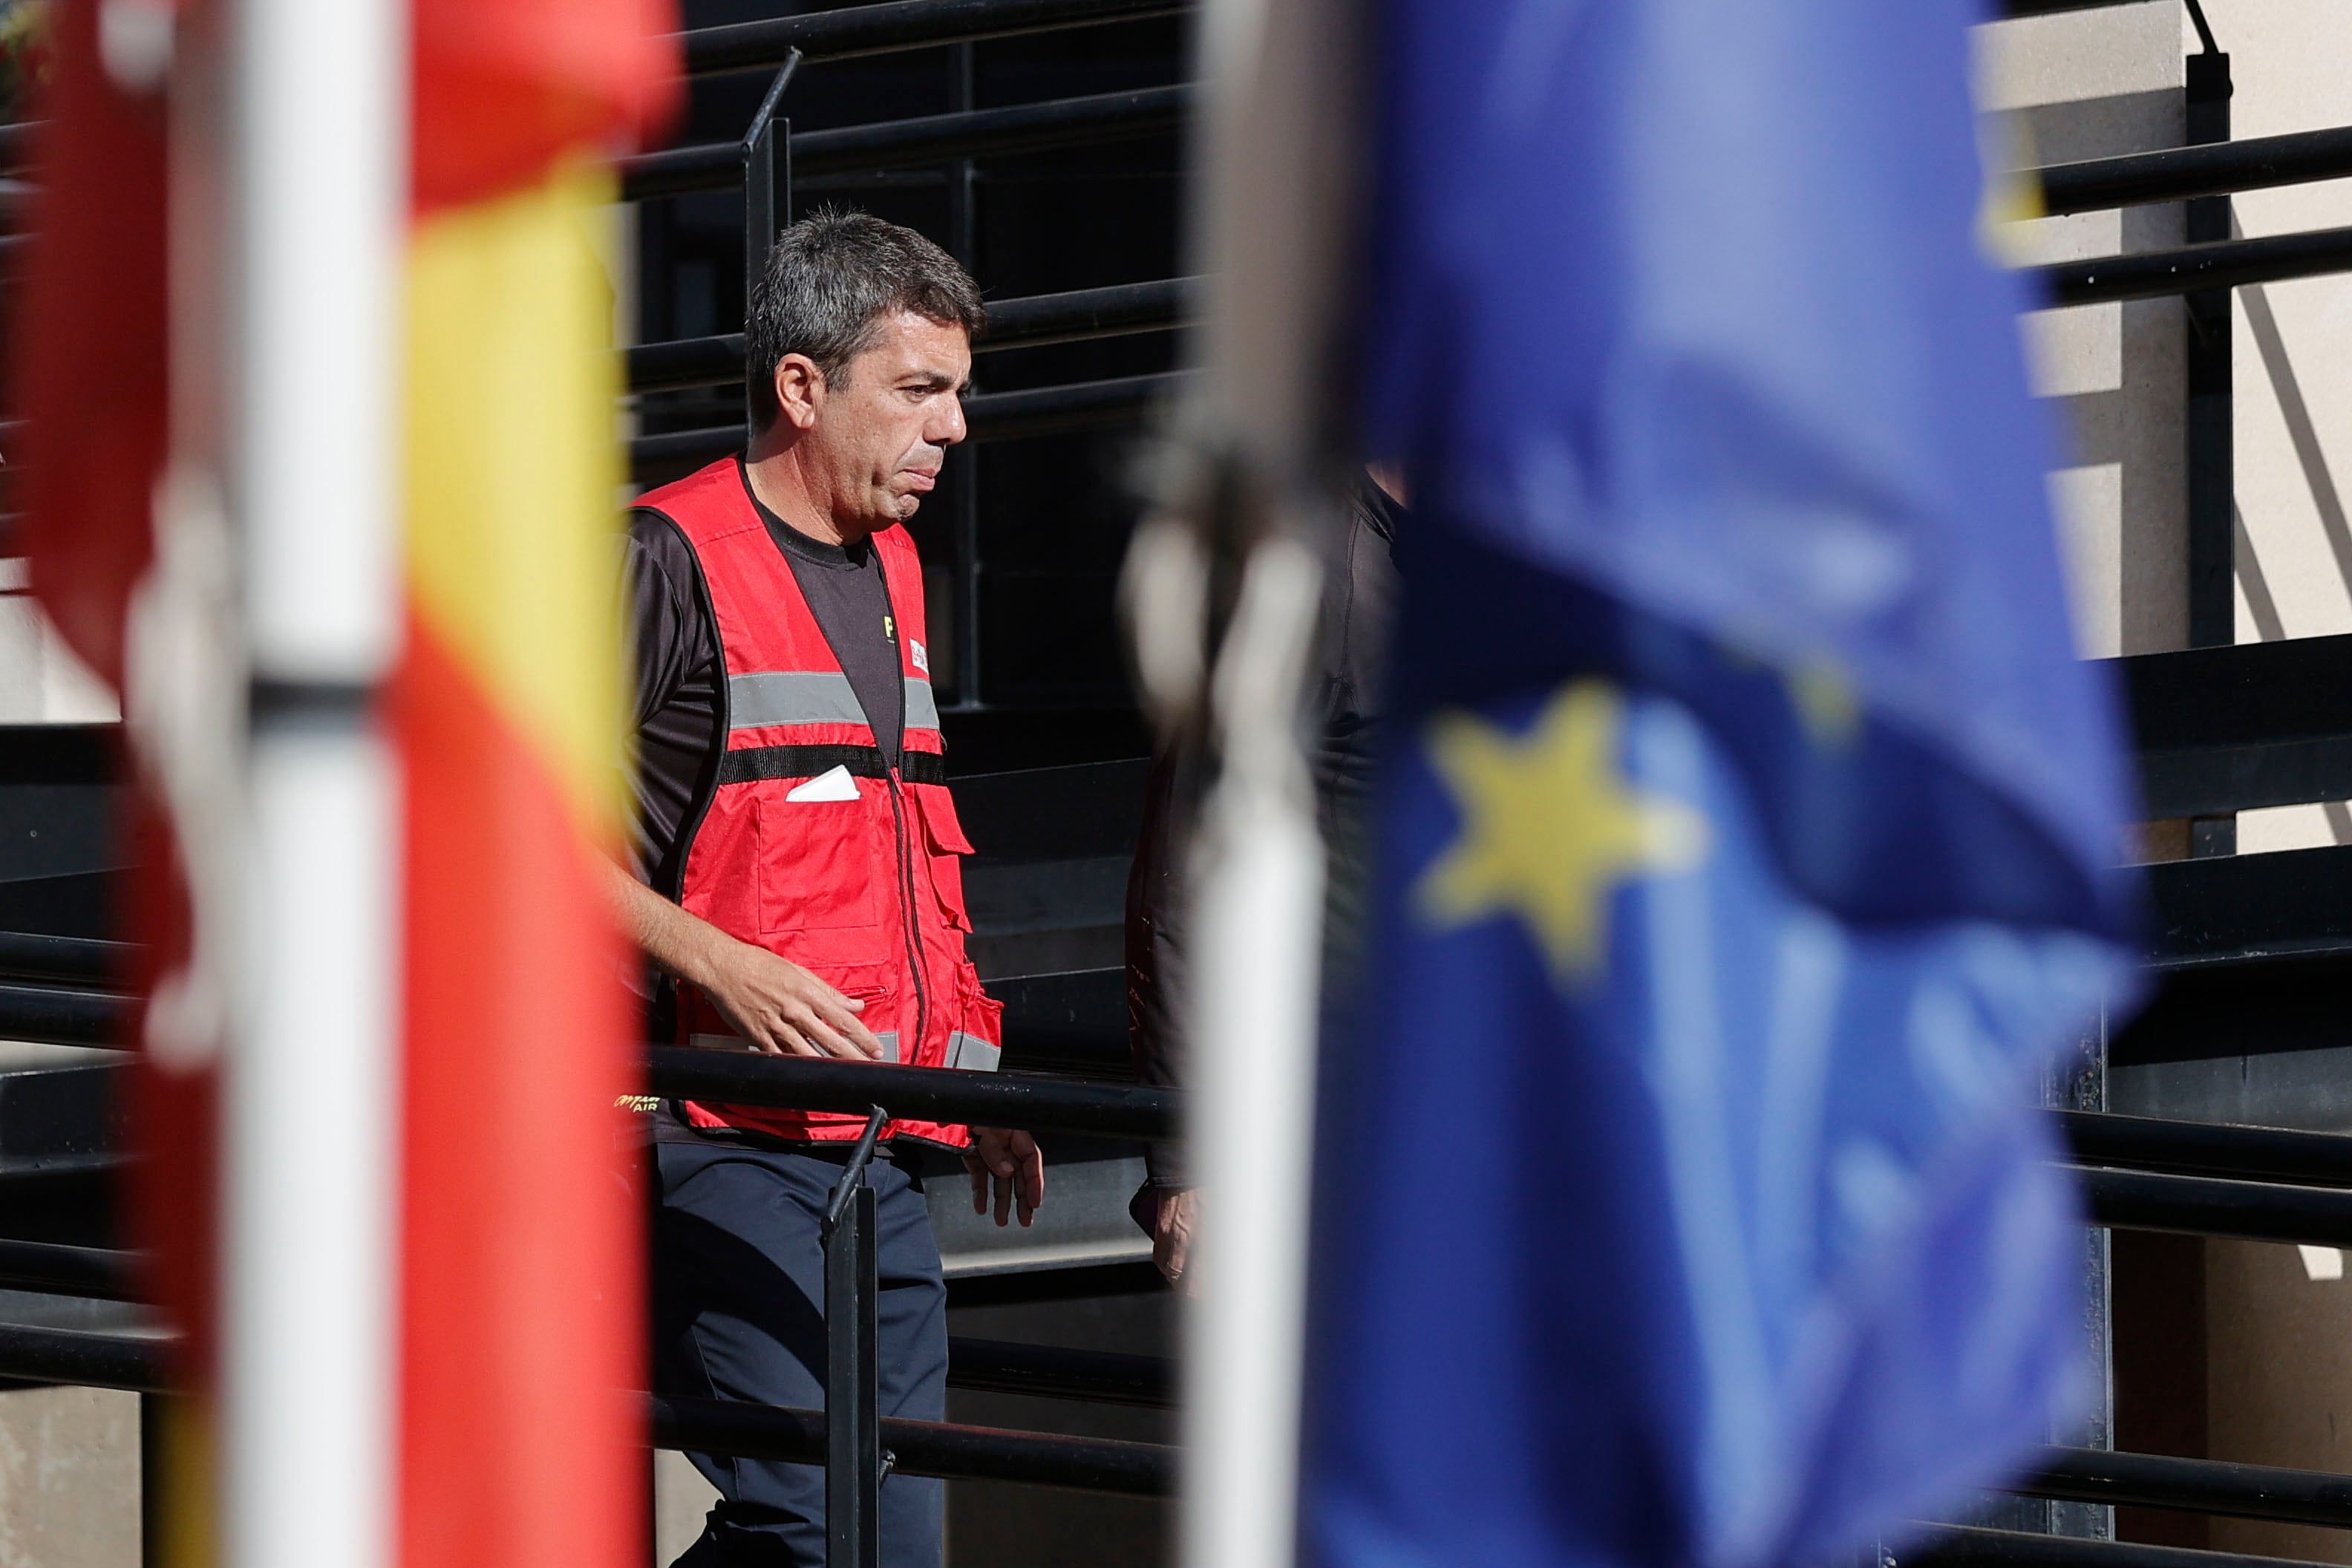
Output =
[{"x1": 785, "y1": 765, "x2": 859, "y2": 803}]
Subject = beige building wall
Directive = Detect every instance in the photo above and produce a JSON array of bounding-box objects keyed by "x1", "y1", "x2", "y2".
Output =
[
  {"x1": 0, "y1": 561, "x2": 117, "y2": 724},
  {"x1": 1984, "y1": 4, "x2": 2352, "y2": 1557},
  {"x1": 0, "y1": 1388, "x2": 138, "y2": 1568}
]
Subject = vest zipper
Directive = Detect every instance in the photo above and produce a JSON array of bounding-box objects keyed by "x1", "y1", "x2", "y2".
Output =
[{"x1": 885, "y1": 766, "x2": 930, "y2": 1074}]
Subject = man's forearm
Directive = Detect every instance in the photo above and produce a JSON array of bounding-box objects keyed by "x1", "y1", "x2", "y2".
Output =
[
  {"x1": 603, "y1": 857, "x2": 730, "y2": 990},
  {"x1": 603, "y1": 858, "x2": 885, "y2": 1059}
]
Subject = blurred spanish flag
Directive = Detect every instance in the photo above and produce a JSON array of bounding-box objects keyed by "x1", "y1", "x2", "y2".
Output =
[
  {"x1": 19, "y1": 0, "x2": 674, "y2": 1564},
  {"x1": 399, "y1": 4, "x2": 673, "y2": 1567}
]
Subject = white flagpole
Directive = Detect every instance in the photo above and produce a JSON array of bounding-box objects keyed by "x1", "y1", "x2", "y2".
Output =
[
  {"x1": 1150, "y1": 3, "x2": 1361, "y2": 1568},
  {"x1": 221, "y1": 1, "x2": 404, "y2": 1564}
]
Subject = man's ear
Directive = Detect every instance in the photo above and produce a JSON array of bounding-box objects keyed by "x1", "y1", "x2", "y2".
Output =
[{"x1": 773, "y1": 354, "x2": 823, "y2": 431}]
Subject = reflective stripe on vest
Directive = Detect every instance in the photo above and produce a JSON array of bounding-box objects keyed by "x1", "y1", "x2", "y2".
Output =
[{"x1": 728, "y1": 670, "x2": 941, "y2": 733}]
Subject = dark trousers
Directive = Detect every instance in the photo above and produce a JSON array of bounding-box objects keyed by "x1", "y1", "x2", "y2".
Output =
[{"x1": 653, "y1": 1140, "x2": 947, "y2": 1568}]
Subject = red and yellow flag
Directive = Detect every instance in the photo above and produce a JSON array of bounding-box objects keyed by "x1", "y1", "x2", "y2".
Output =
[
  {"x1": 398, "y1": 3, "x2": 673, "y2": 1564},
  {"x1": 23, "y1": 1, "x2": 674, "y2": 1563}
]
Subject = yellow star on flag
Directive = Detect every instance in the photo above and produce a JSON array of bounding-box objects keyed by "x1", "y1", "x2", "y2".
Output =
[{"x1": 1417, "y1": 679, "x2": 1710, "y2": 982}]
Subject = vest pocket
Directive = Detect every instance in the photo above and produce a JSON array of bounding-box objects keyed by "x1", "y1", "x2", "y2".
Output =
[
  {"x1": 912, "y1": 783, "x2": 975, "y2": 932},
  {"x1": 946, "y1": 962, "x2": 1004, "y2": 1072},
  {"x1": 754, "y1": 791, "x2": 889, "y2": 934}
]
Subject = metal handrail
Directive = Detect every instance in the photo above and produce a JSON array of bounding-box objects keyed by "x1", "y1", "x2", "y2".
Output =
[
  {"x1": 643, "y1": 1045, "x2": 1175, "y2": 1140},
  {"x1": 0, "y1": 1238, "x2": 140, "y2": 1302},
  {"x1": 945, "y1": 1336, "x2": 1174, "y2": 1406},
  {"x1": 0, "y1": 1322, "x2": 168, "y2": 1393},
  {"x1": 24, "y1": 1317, "x2": 2352, "y2": 1525},
  {"x1": 621, "y1": 85, "x2": 1185, "y2": 201},
  {"x1": 2037, "y1": 224, "x2": 2352, "y2": 307},
  {"x1": 2020, "y1": 1444, "x2": 2352, "y2": 1531},
  {"x1": 652, "y1": 1394, "x2": 1172, "y2": 1494},
  {"x1": 678, "y1": 0, "x2": 1187, "y2": 78},
  {"x1": 0, "y1": 932, "x2": 129, "y2": 987},
  {"x1": 2077, "y1": 1166, "x2": 2352, "y2": 1248},
  {"x1": 0, "y1": 1322, "x2": 1172, "y2": 1495},
  {"x1": 2036, "y1": 125, "x2": 2352, "y2": 215},
  {"x1": 0, "y1": 979, "x2": 125, "y2": 1048},
  {"x1": 1918, "y1": 1523, "x2": 2327, "y2": 1568},
  {"x1": 2059, "y1": 1109, "x2": 2352, "y2": 1189}
]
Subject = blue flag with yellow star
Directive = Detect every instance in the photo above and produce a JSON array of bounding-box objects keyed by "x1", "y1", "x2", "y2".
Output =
[{"x1": 1301, "y1": 4, "x2": 2143, "y2": 1568}]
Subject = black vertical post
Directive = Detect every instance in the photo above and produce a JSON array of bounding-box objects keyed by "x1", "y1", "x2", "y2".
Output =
[
  {"x1": 825, "y1": 1108, "x2": 887, "y2": 1568},
  {"x1": 141, "y1": 1393, "x2": 163, "y2": 1567},
  {"x1": 2185, "y1": 36, "x2": 2233, "y2": 857},
  {"x1": 946, "y1": 42, "x2": 984, "y2": 707},
  {"x1": 742, "y1": 51, "x2": 803, "y2": 430}
]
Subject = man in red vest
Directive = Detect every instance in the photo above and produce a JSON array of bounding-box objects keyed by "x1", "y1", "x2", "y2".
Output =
[{"x1": 612, "y1": 210, "x2": 1043, "y2": 1568}]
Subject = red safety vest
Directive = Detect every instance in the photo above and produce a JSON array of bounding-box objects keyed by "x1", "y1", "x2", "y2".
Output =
[{"x1": 634, "y1": 457, "x2": 1000, "y2": 1149}]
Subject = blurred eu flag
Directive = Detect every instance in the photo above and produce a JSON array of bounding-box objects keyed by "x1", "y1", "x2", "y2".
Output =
[{"x1": 1301, "y1": 4, "x2": 2144, "y2": 1568}]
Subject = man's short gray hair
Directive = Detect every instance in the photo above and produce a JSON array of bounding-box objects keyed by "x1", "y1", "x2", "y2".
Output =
[{"x1": 745, "y1": 209, "x2": 986, "y2": 430}]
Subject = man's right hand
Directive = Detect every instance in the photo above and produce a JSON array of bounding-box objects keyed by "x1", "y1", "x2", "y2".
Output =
[
  {"x1": 698, "y1": 939, "x2": 886, "y2": 1060},
  {"x1": 604, "y1": 858, "x2": 886, "y2": 1061}
]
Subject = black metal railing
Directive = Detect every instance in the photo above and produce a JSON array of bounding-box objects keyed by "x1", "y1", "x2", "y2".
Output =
[
  {"x1": 2036, "y1": 125, "x2": 2352, "y2": 215},
  {"x1": 2038, "y1": 224, "x2": 2352, "y2": 308},
  {"x1": 624, "y1": 277, "x2": 1197, "y2": 393},
  {"x1": 1918, "y1": 1524, "x2": 2325, "y2": 1568},
  {"x1": 676, "y1": 0, "x2": 1187, "y2": 78},
  {"x1": 620, "y1": 85, "x2": 1186, "y2": 201}
]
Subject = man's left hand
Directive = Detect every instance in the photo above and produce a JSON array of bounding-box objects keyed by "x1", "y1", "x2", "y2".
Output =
[{"x1": 964, "y1": 1127, "x2": 1044, "y2": 1227}]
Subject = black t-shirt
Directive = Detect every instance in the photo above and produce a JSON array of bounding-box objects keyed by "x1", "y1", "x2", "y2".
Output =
[{"x1": 623, "y1": 458, "x2": 906, "y2": 897}]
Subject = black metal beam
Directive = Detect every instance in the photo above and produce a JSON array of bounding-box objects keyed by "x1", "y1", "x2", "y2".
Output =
[
  {"x1": 2075, "y1": 1164, "x2": 2352, "y2": 1247},
  {"x1": 2020, "y1": 1443, "x2": 2352, "y2": 1531},
  {"x1": 796, "y1": 84, "x2": 1184, "y2": 177},
  {"x1": 0, "y1": 1324, "x2": 1172, "y2": 1492},
  {"x1": 0, "y1": 1324, "x2": 167, "y2": 1394},
  {"x1": 1999, "y1": 0, "x2": 2142, "y2": 16},
  {"x1": 981, "y1": 277, "x2": 1195, "y2": 350},
  {"x1": 2062, "y1": 1111, "x2": 2352, "y2": 1189},
  {"x1": 2037, "y1": 225, "x2": 2352, "y2": 307},
  {"x1": 1918, "y1": 1522, "x2": 2326, "y2": 1568},
  {"x1": 2146, "y1": 842, "x2": 2352, "y2": 964},
  {"x1": 2114, "y1": 945, "x2": 2352, "y2": 1068},
  {"x1": 0, "y1": 981, "x2": 126, "y2": 1048},
  {"x1": 2039, "y1": 125, "x2": 2352, "y2": 216},
  {"x1": 631, "y1": 370, "x2": 1184, "y2": 484},
  {"x1": 946, "y1": 1336, "x2": 1174, "y2": 1407},
  {"x1": 621, "y1": 85, "x2": 1186, "y2": 202},
  {"x1": 2114, "y1": 633, "x2": 2352, "y2": 819},
  {"x1": 0, "y1": 932, "x2": 129, "y2": 988},
  {"x1": 0, "y1": 1254, "x2": 1180, "y2": 1418},
  {"x1": 627, "y1": 335, "x2": 748, "y2": 394},
  {"x1": 0, "y1": 1238, "x2": 140, "y2": 1301},
  {"x1": 958, "y1": 369, "x2": 1189, "y2": 441},
  {"x1": 642, "y1": 1045, "x2": 1177, "y2": 1140},
  {"x1": 624, "y1": 278, "x2": 1197, "y2": 393},
  {"x1": 652, "y1": 1395, "x2": 1173, "y2": 1494},
  {"x1": 679, "y1": 0, "x2": 1186, "y2": 77}
]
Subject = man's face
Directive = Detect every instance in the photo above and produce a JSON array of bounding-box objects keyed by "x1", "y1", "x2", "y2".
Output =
[{"x1": 797, "y1": 311, "x2": 971, "y2": 535}]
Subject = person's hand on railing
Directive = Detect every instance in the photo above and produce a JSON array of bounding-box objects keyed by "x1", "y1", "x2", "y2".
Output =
[
  {"x1": 697, "y1": 941, "x2": 886, "y2": 1061},
  {"x1": 965, "y1": 1127, "x2": 1045, "y2": 1226},
  {"x1": 604, "y1": 857, "x2": 883, "y2": 1059}
]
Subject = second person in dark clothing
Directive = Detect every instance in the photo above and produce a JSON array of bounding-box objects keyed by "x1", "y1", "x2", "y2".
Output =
[{"x1": 1125, "y1": 468, "x2": 1405, "y2": 1286}]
